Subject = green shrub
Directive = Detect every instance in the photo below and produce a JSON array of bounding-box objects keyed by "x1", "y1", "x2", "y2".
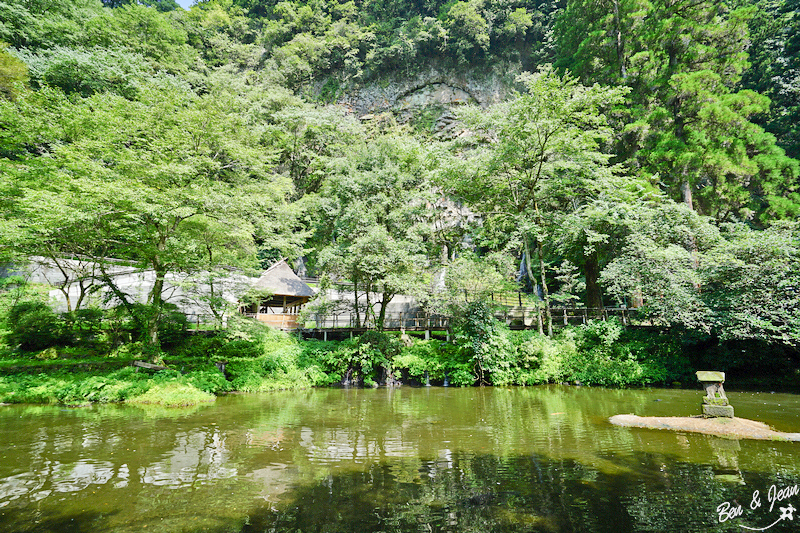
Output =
[
  {"x1": 109, "y1": 341, "x2": 147, "y2": 359},
  {"x1": 394, "y1": 339, "x2": 474, "y2": 386},
  {"x1": 6, "y1": 301, "x2": 65, "y2": 351},
  {"x1": 126, "y1": 382, "x2": 215, "y2": 407},
  {"x1": 64, "y1": 307, "x2": 104, "y2": 347},
  {"x1": 35, "y1": 347, "x2": 59, "y2": 360},
  {"x1": 180, "y1": 335, "x2": 227, "y2": 358},
  {"x1": 218, "y1": 338, "x2": 264, "y2": 359},
  {"x1": 512, "y1": 330, "x2": 577, "y2": 385},
  {"x1": 155, "y1": 305, "x2": 189, "y2": 349},
  {"x1": 568, "y1": 319, "x2": 676, "y2": 386},
  {"x1": 184, "y1": 369, "x2": 231, "y2": 394},
  {"x1": 295, "y1": 333, "x2": 402, "y2": 387},
  {"x1": 453, "y1": 301, "x2": 515, "y2": 385},
  {"x1": 395, "y1": 340, "x2": 444, "y2": 381}
]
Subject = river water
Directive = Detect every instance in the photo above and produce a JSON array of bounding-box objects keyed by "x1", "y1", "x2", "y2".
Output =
[{"x1": 1, "y1": 386, "x2": 800, "y2": 532}]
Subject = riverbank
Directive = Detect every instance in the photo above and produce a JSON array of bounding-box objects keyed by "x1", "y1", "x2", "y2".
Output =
[
  {"x1": 0, "y1": 317, "x2": 689, "y2": 406},
  {"x1": 1, "y1": 314, "x2": 798, "y2": 406}
]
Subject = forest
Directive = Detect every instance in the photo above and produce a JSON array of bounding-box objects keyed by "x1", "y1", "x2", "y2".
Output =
[{"x1": 0, "y1": 0, "x2": 799, "y2": 403}]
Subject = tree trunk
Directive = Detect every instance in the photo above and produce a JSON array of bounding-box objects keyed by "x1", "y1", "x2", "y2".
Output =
[
  {"x1": 523, "y1": 244, "x2": 544, "y2": 335},
  {"x1": 536, "y1": 239, "x2": 553, "y2": 337},
  {"x1": 146, "y1": 232, "x2": 168, "y2": 354},
  {"x1": 681, "y1": 179, "x2": 694, "y2": 210},
  {"x1": 353, "y1": 278, "x2": 361, "y2": 328},
  {"x1": 364, "y1": 283, "x2": 373, "y2": 328},
  {"x1": 147, "y1": 267, "x2": 166, "y2": 350},
  {"x1": 612, "y1": 0, "x2": 627, "y2": 79},
  {"x1": 584, "y1": 251, "x2": 604, "y2": 314},
  {"x1": 377, "y1": 292, "x2": 393, "y2": 331}
]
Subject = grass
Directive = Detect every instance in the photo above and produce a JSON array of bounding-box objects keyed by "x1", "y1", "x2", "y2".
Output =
[
  {"x1": 126, "y1": 382, "x2": 215, "y2": 407},
  {"x1": 0, "y1": 364, "x2": 227, "y2": 407}
]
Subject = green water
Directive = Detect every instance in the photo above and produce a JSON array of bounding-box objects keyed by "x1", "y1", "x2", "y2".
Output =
[{"x1": 2, "y1": 386, "x2": 800, "y2": 532}]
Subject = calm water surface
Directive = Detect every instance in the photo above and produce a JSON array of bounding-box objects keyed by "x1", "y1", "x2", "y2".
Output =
[{"x1": 2, "y1": 386, "x2": 800, "y2": 532}]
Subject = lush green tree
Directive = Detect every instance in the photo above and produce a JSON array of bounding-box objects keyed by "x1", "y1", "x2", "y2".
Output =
[
  {"x1": 0, "y1": 0, "x2": 104, "y2": 49},
  {"x1": 703, "y1": 221, "x2": 800, "y2": 346},
  {"x1": 556, "y1": 0, "x2": 800, "y2": 223},
  {"x1": 600, "y1": 202, "x2": 719, "y2": 330},
  {"x1": 267, "y1": 103, "x2": 363, "y2": 196},
  {"x1": 314, "y1": 133, "x2": 432, "y2": 329},
  {"x1": 423, "y1": 251, "x2": 518, "y2": 318},
  {"x1": 554, "y1": 0, "x2": 649, "y2": 83},
  {"x1": 102, "y1": 0, "x2": 181, "y2": 11},
  {"x1": 183, "y1": 0, "x2": 260, "y2": 67},
  {"x1": 0, "y1": 42, "x2": 28, "y2": 99},
  {"x1": 452, "y1": 300, "x2": 515, "y2": 385},
  {"x1": 84, "y1": 3, "x2": 197, "y2": 70},
  {"x1": 450, "y1": 65, "x2": 626, "y2": 335},
  {"x1": 554, "y1": 170, "x2": 660, "y2": 310},
  {"x1": 14, "y1": 45, "x2": 151, "y2": 97},
  {"x1": 443, "y1": 0, "x2": 490, "y2": 63},
  {"x1": 2, "y1": 84, "x2": 291, "y2": 350},
  {"x1": 738, "y1": 0, "x2": 800, "y2": 160}
]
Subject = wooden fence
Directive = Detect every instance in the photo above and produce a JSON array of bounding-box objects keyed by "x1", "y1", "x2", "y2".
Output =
[{"x1": 304, "y1": 306, "x2": 638, "y2": 332}]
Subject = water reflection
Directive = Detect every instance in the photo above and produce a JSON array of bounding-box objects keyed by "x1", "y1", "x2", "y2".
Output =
[{"x1": 1, "y1": 386, "x2": 800, "y2": 532}]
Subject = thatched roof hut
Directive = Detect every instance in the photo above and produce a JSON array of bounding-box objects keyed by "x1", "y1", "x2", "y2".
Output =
[
  {"x1": 252, "y1": 259, "x2": 315, "y2": 299},
  {"x1": 241, "y1": 259, "x2": 315, "y2": 329}
]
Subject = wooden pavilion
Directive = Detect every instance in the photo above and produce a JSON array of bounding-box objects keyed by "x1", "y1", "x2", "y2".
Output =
[{"x1": 240, "y1": 259, "x2": 315, "y2": 330}]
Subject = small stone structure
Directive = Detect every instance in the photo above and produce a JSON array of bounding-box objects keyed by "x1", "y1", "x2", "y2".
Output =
[{"x1": 696, "y1": 371, "x2": 734, "y2": 418}]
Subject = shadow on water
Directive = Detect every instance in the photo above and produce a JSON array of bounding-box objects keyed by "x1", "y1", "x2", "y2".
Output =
[
  {"x1": 0, "y1": 510, "x2": 117, "y2": 533},
  {"x1": 226, "y1": 452, "x2": 795, "y2": 533}
]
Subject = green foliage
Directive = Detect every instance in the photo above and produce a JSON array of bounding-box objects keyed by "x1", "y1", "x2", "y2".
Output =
[
  {"x1": 394, "y1": 339, "x2": 473, "y2": 385},
  {"x1": 5, "y1": 301, "x2": 65, "y2": 351},
  {"x1": 556, "y1": 0, "x2": 799, "y2": 222},
  {"x1": 509, "y1": 319, "x2": 687, "y2": 386},
  {"x1": 453, "y1": 300, "x2": 515, "y2": 385},
  {"x1": 16, "y1": 45, "x2": 151, "y2": 97},
  {"x1": 1, "y1": 0, "x2": 798, "y2": 387},
  {"x1": 314, "y1": 133, "x2": 432, "y2": 329},
  {"x1": 450, "y1": 65, "x2": 628, "y2": 334},
  {"x1": 126, "y1": 381, "x2": 215, "y2": 406},
  {"x1": 512, "y1": 329, "x2": 576, "y2": 384},
  {"x1": 0, "y1": 0, "x2": 105, "y2": 49},
  {"x1": 3, "y1": 79, "x2": 292, "y2": 349},
  {"x1": 222, "y1": 326, "x2": 330, "y2": 391},
  {"x1": 395, "y1": 339, "x2": 443, "y2": 380},
  {"x1": 703, "y1": 222, "x2": 800, "y2": 345},
  {"x1": 0, "y1": 42, "x2": 28, "y2": 99},
  {"x1": 184, "y1": 369, "x2": 231, "y2": 393},
  {"x1": 424, "y1": 252, "x2": 518, "y2": 317},
  {"x1": 738, "y1": 0, "x2": 800, "y2": 159},
  {"x1": 0, "y1": 365, "x2": 229, "y2": 406},
  {"x1": 85, "y1": 3, "x2": 196, "y2": 70},
  {"x1": 571, "y1": 319, "x2": 667, "y2": 387}
]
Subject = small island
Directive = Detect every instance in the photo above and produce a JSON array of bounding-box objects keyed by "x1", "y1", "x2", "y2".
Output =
[
  {"x1": 609, "y1": 414, "x2": 800, "y2": 442},
  {"x1": 611, "y1": 371, "x2": 800, "y2": 441}
]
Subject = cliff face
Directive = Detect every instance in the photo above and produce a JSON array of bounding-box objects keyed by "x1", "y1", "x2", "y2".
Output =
[{"x1": 335, "y1": 66, "x2": 517, "y2": 128}]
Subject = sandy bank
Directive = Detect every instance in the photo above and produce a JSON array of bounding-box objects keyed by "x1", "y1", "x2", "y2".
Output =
[{"x1": 609, "y1": 414, "x2": 800, "y2": 441}]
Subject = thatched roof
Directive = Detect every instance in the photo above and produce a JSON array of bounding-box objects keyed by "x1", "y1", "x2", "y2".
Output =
[{"x1": 252, "y1": 259, "x2": 315, "y2": 298}]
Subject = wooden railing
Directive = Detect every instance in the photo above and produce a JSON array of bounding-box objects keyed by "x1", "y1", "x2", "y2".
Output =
[
  {"x1": 497, "y1": 306, "x2": 638, "y2": 328},
  {"x1": 303, "y1": 307, "x2": 638, "y2": 331},
  {"x1": 242, "y1": 313, "x2": 300, "y2": 330},
  {"x1": 307, "y1": 312, "x2": 449, "y2": 331}
]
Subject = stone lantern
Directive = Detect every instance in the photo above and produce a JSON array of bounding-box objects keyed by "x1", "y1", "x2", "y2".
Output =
[{"x1": 696, "y1": 371, "x2": 734, "y2": 418}]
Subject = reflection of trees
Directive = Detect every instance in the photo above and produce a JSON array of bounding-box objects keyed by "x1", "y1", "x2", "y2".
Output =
[
  {"x1": 234, "y1": 452, "x2": 800, "y2": 533},
  {"x1": 3, "y1": 388, "x2": 800, "y2": 532}
]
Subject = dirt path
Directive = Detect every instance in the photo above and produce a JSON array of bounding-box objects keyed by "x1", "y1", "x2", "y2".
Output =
[{"x1": 609, "y1": 414, "x2": 800, "y2": 441}]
